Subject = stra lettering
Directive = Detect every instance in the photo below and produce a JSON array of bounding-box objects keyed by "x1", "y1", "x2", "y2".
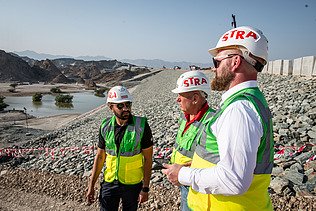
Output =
[
  {"x1": 222, "y1": 30, "x2": 258, "y2": 41},
  {"x1": 183, "y1": 77, "x2": 207, "y2": 87},
  {"x1": 108, "y1": 91, "x2": 117, "y2": 99}
]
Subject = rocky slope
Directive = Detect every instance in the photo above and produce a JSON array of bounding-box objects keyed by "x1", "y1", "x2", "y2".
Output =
[{"x1": 0, "y1": 69, "x2": 315, "y2": 210}]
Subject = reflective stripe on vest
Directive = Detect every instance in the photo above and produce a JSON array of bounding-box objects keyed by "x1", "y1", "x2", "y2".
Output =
[
  {"x1": 188, "y1": 87, "x2": 274, "y2": 211},
  {"x1": 171, "y1": 108, "x2": 215, "y2": 165},
  {"x1": 100, "y1": 115, "x2": 146, "y2": 184}
]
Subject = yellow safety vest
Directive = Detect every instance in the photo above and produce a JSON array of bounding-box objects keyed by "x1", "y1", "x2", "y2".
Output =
[
  {"x1": 188, "y1": 88, "x2": 274, "y2": 211},
  {"x1": 100, "y1": 115, "x2": 146, "y2": 184},
  {"x1": 171, "y1": 108, "x2": 215, "y2": 165}
]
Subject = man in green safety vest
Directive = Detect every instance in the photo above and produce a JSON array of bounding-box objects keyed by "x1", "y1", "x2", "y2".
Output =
[
  {"x1": 163, "y1": 26, "x2": 274, "y2": 211},
  {"x1": 86, "y1": 85, "x2": 153, "y2": 211},
  {"x1": 170, "y1": 71, "x2": 215, "y2": 211}
]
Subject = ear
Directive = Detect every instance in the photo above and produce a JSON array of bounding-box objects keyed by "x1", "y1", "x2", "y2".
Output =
[
  {"x1": 231, "y1": 55, "x2": 242, "y2": 72},
  {"x1": 192, "y1": 93, "x2": 199, "y2": 104}
]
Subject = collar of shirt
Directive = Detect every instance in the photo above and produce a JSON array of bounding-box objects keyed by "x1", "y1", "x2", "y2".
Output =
[
  {"x1": 183, "y1": 102, "x2": 209, "y2": 134},
  {"x1": 220, "y1": 80, "x2": 258, "y2": 106}
]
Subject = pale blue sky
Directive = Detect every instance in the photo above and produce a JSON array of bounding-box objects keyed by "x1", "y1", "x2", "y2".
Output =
[{"x1": 0, "y1": 0, "x2": 315, "y2": 63}]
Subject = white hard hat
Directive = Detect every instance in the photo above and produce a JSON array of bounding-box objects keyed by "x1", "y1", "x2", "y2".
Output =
[
  {"x1": 106, "y1": 85, "x2": 133, "y2": 103},
  {"x1": 208, "y1": 26, "x2": 268, "y2": 71},
  {"x1": 172, "y1": 71, "x2": 210, "y2": 94}
]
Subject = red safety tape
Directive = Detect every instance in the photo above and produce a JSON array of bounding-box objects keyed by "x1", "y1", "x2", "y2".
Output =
[{"x1": 1, "y1": 145, "x2": 314, "y2": 162}]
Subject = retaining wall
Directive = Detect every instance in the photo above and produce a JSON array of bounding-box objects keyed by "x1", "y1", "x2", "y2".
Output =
[{"x1": 262, "y1": 55, "x2": 315, "y2": 77}]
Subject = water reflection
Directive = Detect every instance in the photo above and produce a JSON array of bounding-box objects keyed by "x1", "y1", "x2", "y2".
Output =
[
  {"x1": 55, "y1": 102, "x2": 74, "y2": 108},
  {"x1": 32, "y1": 101, "x2": 42, "y2": 108},
  {"x1": 4, "y1": 92, "x2": 106, "y2": 117}
]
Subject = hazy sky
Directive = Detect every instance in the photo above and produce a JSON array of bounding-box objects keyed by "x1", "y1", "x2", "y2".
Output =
[{"x1": 0, "y1": 0, "x2": 315, "y2": 63}]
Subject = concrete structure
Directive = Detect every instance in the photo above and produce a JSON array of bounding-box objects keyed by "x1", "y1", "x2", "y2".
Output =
[
  {"x1": 282, "y1": 60, "x2": 293, "y2": 75},
  {"x1": 261, "y1": 55, "x2": 315, "y2": 77},
  {"x1": 267, "y1": 61, "x2": 273, "y2": 74},
  {"x1": 272, "y1": 60, "x2": 283, "y2": 75},
  {"x1": 293, "y1": 58, "x2": 303, "y2": 76},
  {"x1": 301, "y1": 56, "x2": 315, "y2": 77}
]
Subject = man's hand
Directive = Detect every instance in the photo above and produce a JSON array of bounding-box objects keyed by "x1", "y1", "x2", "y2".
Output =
[
  {"x1": 162, "y1": 163, "x2": 183, "y2": 186},
  {"x1": 138, "y1": 191, "x2": 149, "y2": 204},
  {"x1": 86, "y1": 187, "x2": 95, "y2": 205}
]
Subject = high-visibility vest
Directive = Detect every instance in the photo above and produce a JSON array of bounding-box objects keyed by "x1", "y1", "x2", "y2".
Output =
[
  {"x1": 100, "y1": 115, "x2": 146, "y2": 184},
  {"x1": 171, "y1": 108, "x2": 215, "y2": 165},
  {"x1": 188, "y1": 87, "x2": 274, "y2": 211}
]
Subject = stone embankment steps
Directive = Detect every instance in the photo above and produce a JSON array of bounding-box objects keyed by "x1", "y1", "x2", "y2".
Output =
[{"x1": 1, "y1": 69, "x2": 316, "y2": 210}]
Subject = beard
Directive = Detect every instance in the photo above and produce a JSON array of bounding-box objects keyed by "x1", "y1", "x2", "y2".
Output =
[
  {"x1": 113, "y1": 110, "x2": 131, "y2": 120},
  {"x1": 211, "y1": 67, "x2": 235, "y2": 91}
]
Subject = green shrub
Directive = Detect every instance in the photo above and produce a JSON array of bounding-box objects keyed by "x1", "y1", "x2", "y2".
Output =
[
  {"x1": 0, "y1": 95, "x2": 9, "y2": 111},
  {"x1": 50, "y1": 87, "x2": 62, "y2": 93},
  {"x1": 32, "y1": 93, "x2": 43, "y2": 102},
  {"x1": 94, "y1": 87, "x2": 108, "y2": 97},
  {"x1": 55, "y1": 94, "x2": 73, "y2": 104},
  {"x1": 9, "y1": 83, "x2": 18, "y2": 89}
]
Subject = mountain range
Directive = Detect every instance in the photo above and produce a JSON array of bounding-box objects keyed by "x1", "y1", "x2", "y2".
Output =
[
  {"x1": 0, "y1": 49, "x2": 150, "y2": 85},
  {"x1": 14, "y1": 50, "x2": 212, "y2": 69},
  {"x1": 14, "y1": 50, "x2": 112, "y2": 62}
]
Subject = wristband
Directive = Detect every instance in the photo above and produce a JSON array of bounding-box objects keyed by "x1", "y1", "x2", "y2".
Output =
[{"x1": 142, "y1": 187, "x2": 149, "y2": 192}]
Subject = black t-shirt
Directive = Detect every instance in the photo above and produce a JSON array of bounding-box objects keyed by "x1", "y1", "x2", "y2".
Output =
[{"x1": 98, "y1": 115, "x2": 153, "y2": 151}]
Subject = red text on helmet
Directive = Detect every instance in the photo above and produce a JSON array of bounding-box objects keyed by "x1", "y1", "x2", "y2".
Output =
[
  {"x1": 222, "y1": 30, "x2": 257, "y2": 41},
  {"x1": 108, "y1": 91, "x2": 117, "y2": 99},
  {"x1": 183, "y1": 77, "x2": 207, "y2": 87}
]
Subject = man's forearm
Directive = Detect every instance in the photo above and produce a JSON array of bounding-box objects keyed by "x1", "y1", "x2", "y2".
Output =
[
  {"x1": 143, "y1": 157, "x2": 152, "y2": 187},
  {"x1": 142, "y1": 146, "x2": 153, "y2": 187},
  {"x1": 89, "y1": 149, "x2": 106, "y2": 189}
]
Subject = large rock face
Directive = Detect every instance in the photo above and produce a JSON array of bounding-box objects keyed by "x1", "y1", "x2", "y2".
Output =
[
  {"x1": 0, "y1": 50, "x2": 41, "y2": 82},
  {"x1": 0, "y1": 49, "x2": 152, "y2": 84},
  {"x1": 32, "y1": 59, "x2": 71, "y2": 83},
  {"x1": 0, "y1": 50, "x2": 71, "y2": 83}
]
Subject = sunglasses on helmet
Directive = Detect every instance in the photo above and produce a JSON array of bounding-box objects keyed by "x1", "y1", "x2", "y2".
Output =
[
  {"x1": 113, "y1": 102, "x2": 132, "y2": 110},
  {"x1": 212, "y1": 54, "x2": 243, "y2": 68}
]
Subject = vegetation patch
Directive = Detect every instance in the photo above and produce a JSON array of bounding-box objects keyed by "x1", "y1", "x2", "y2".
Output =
[
  {"x1": 50, "y1": 87, "x2": 62, "y2": 93},
  {"x1": 32, "y1": 93, "x2": 43, "y2": 102},
  {"x1": 94, "y1": 87, "x2": 109, "y2": 97},
  {"x1": 0, "y1": 95, "x2": 9, "y2": 111}
]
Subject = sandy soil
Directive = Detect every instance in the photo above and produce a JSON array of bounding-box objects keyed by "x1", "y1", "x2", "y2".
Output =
[
  {"x1": 0, "y1": 110, "x2": 80, "y2": 130},
  {"x1": 17, "y1": 114, "x2": 80, "y2": 130}
]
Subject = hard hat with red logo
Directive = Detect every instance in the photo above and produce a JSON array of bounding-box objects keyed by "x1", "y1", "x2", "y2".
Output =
[
  {"x1": 208, "y1": 26, "x2": 268, "y2": 71},
  {"x1": 172, "y1": 71, "x2": 210, "y2": 94},
  {"x1": 106, "y1": 85, "x2": 133, "y2": 103}
]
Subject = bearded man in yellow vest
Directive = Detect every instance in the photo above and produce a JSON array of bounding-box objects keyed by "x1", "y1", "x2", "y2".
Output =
[
  {"x1": 86, "y1": 85, "x2": 153, "y2": 211},
  {"x1": 163, "y1": 26, "x2": 274, "y2": 211},
  {"x1": 170, "y1": 71, "x2": 215, "y2": 211}
]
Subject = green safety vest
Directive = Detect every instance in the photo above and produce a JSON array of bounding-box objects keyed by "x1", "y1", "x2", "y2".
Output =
[
  {"x1": 100, "y1": 115, "x2": 146, "y2": 184},
  {"x1": 188, "y1": 87, "x2": 274, "y2": 211},
  {"x1": 171, "y1": 107, "x2": 215, "y2": 165}
]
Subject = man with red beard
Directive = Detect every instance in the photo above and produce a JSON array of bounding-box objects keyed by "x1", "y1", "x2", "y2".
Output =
[
  {"x1": 163, "y1": 26, "x2": 274, "y2": 211},
  {"x1": 86, "y1": 85, "x2": 153, "y2": 211}
]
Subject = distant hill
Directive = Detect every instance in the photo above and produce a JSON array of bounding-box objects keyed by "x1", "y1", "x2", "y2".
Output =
[
  {"x1": 0, "y1": 49, "x2": 151, "y2": 85},
  {"x1": 14, "y1": 50, "x2": 211, "y2": 69},
  {"x1": 14, "y1": 50, "x2": 111, "y2": 61},
  {"x1": 0, "y1": 50, "x2": 71, "y2": 83},
  {"x1": 121, "y1": 58, "x2": 211, "y2": 69}
]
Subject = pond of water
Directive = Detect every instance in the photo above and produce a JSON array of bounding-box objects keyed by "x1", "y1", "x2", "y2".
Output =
[{"x1": 4, "y1": 92, "x2": 106, "y2": 117}]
